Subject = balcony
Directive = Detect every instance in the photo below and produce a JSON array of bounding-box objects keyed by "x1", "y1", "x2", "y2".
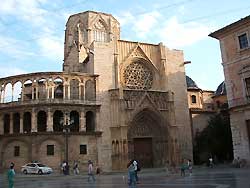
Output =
[{"x1": 0, "y1": 98, "x2": 101, "y2": 109}]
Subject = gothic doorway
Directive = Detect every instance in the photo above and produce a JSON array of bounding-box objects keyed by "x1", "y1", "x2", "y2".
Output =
[
  {"x1": 134, "y1": 138, "x2": 153, "y2": 168},
  {"x1": 128, "y1": 108, "x2": 168, "y2": 168}
]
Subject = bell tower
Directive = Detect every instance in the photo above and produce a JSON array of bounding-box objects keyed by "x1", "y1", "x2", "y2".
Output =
[{"x1": 63, "y1": 11, "x2": 120, "y2": 73}]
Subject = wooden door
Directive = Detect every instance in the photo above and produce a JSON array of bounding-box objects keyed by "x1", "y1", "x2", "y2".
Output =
[{"x1": 133, "y1": 138, "x2": 153, "y2": 168}]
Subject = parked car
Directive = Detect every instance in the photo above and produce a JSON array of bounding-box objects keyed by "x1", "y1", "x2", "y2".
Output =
[{"x1": 21, "y1": 163, "x2": 53, "y2": 174}]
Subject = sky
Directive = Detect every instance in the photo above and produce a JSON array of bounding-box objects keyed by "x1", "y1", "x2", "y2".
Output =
[{"x1": 0, "y1": 0, "x2": 249, "y2": 91}]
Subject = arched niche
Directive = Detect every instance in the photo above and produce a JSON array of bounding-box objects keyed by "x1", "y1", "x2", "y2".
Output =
[
  {"x1": 13, "y1": 113, "x2": 20, "y2": 133},
  {"x1": 54, "y1": 78, "x2": 64, "y2": 99},
  {"x1": 4, "y1": 83, "x2": 12, "y2": 103},
  {"x1": 85, "y1": 80, "x2": 95, "y2": 101},
  {"x1": 53, "y1": 110, "x2": 63, "y2": 132},
  {"x1": 38, "y1": 78, "x2": 47, "y2": 99},
  {"x1": 70, "y1": 79, "x2": 79, "y2": 99},
  {"x1": 23, "y1": 80, "x2": 33, "y2": 101},
  {"x1": 13, "y1": 81, "x2": 22, "y2": 102},
  {"x1": 37, "y1": 111, "x2": 47, "y2": 132},
  {"x1": 4, "y1": 114, "x2": 10, "y2": 134},
  {"x1": 70, "y1": 111, "x2": 79, "y2": 132},
  {"x1": 86, "y1": 111, "x2": 95, "y2": 132},
  {"x1": 23, "y1": 112, "x2": 31, "y2": 133}
]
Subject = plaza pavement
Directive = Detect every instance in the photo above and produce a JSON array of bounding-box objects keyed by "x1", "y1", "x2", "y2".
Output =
[{"x1": 0, "y1": 166, "x2": 250, "y2": 188}]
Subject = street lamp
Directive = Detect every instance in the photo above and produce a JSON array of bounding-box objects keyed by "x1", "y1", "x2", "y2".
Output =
[{"x1": 60, "y1": 113, "x2": 74, "y2": 164}]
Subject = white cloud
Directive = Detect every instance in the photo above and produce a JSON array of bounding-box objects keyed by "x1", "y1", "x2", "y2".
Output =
[
  {"x1": 116, "y1": 12, "x2": 134, "y2": 26},
  {"x1": 37, "y1": 35, "x2": 64, "y2": 60},
  {"x1": 0, "y1": 67, "x2": 27, "y2": 78},
  {"x1": 0, "y1": 36, "x2": 36, "y2": 59},
  {"x1": 0, "y1": 0, "x2": 48, "y2": 26},
  {"x1": 159, "y1": 16, "x2": 215, "y2": 48},
  {"x1": 133, "y1": 11, "x2": 161, "y2": 39},
  {"x1": 118, "y1": 11, "x2": 214, "y2": 48}
]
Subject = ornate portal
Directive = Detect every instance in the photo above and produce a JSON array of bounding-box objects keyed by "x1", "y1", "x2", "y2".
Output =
[{"x1": 123, "y1": 61, "x2": 153, "y2": 90}]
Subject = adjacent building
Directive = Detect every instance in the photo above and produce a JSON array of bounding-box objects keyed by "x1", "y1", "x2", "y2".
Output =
[
  {"x1": 186, "y1": 76, "x2": 215, "y2": 138},
  {"x1": 209, "y1": 16, "x2": 250, "y2": 162}
]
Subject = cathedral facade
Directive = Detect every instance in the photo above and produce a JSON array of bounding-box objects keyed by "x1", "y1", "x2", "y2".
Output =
[{"x1": 0, "y1": 11, "x2": 192, "y2": 172}]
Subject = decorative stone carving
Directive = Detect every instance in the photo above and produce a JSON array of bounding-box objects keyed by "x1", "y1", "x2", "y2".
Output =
[{"x1": 123, "y1": 61, "x2": 153, "y2": 90}]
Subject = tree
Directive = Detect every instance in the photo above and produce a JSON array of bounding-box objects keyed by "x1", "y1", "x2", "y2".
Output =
[{"x1": 194, "y1": 113, "x2": 233, "y2": 164}]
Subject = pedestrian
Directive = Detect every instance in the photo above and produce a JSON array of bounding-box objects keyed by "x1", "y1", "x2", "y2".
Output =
[
  {"x1": 73, "y1": 160, "x2": 79, "y2": 175},
  {"x1": 88, "y1": 160, "x2": 96, "y2": 182},
  {"x1": 187, "y1": 159, "x2": 192, "y2": 176},
  {"x1": 7, "y1": 162, "x2": 15, "y2": 188},
  {"x1": 62, "y1": 161, "x2": 67, "y2": 175},
  {"x1": 133, "y1": 160, "x2": 140, "y2": 183},
  {"x1": 64, "y1": 162, "x2": 70, "y2": 175},
  {"x1": 96, "y1": 165, "x2": 101, "y2": 175},
  {"x1": 127, "y1": 160, "x2": 136, "y2": 186},
  {"x1": 209, "y1": 156, "x2": 213, "y2": 168},
  {"x1": 180, "y1": 159, "x2": 186, "y2": 176}
]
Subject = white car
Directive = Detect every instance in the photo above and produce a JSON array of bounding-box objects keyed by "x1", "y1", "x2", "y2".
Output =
[{"x1": 21, "y1": 163, "x2": 53, "y2": 175}]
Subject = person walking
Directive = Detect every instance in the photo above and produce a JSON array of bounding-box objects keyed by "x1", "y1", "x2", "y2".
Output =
[
  {"x1": 88, "y1": 160, "x2": 96, "y2": 182},
  {"x1": 209, "y1": 156, "x2": 213, "y2": 168},
  {"x1": 127, "y1": 160, "x2": 136, "y2": 186},
  {"x1": 7, "y1": 163, "x2": 15, "y2": 188},
  {"x1": 187, "y1": 159, "x2": 192, "y2": 176},
  {"x1": 73, "y1": 160, "x2": 79, "y2": 175},
  {"x1": 133, "y1": 160, "x2": 140, "y2": 183},
  {"x1": 180, "y1": 159, "x2": 186, "y2": 177}
]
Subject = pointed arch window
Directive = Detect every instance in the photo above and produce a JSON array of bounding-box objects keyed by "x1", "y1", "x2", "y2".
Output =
[{"x1": 93, "y1": 20, "x2": 108, "y2": 42}]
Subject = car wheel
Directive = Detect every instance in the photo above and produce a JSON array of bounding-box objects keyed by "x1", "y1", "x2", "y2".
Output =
[
  {"x1": 23, "y1": 170, "x2": 28, "y2": 174},
  {"x1": 38, "y1": 170, "x2": 43, "y2": 175}
]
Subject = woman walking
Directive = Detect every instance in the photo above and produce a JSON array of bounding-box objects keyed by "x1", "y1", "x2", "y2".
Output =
[{"x1": 7, "y1": 163, "x2": 15, "y2": 188}]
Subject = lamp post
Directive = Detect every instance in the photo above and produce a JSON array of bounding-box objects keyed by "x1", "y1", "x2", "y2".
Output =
[{"x1": 60, "y1": 113, "x2": 74, "y2": 164}]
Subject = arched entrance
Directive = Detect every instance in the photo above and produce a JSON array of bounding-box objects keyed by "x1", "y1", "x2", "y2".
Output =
[{"x1": 128, "y1": 108, "x2": 168, "y2": 168}]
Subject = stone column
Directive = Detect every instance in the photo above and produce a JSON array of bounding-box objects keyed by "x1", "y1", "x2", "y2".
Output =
[
  {"x1": 0, "y1": 114, "x2": 3, "y2": 135},
  {"x1": 31, "y1": 109, "x2": 37, "y2": 132},
  {"x1": 79, "y1": 111, "x2": 86, "y2": 132},
  {"x1": 47, "y1": 87, "x2": 50, "y2": 99},
  {"x1": 11, "y1": 85, "x2": 14, "y2": 102},
  {"x1": 51, "y1": 86, "x2": 55, "y2": 99},
  {"x1": 21, "y1": 83, "x2": 24, "y2": 101},
  {"x1": 63, "y1": 84, "x2": 66, "y2": 99},
  {"x1": 79, "y1": 84, "x2": 82, "y2": 100},
  {"x1": 10, "y1": 113, "x2": 13, "y2": 134},
  {"x1": 20, "y1": 113, "x2": 23, "y2": 133},
  {"x1": 47, "y1": 108, "x2": 53, "y2": 132},
  {"x1": 32, "y1": 86, "x2": 34, "y2": 100},
  {"x1": 68, "y1": 85, "x2": 70, "y2": 100},
  {"x1": 36, "y1": 85, "x2": 39, "y2": 99}
]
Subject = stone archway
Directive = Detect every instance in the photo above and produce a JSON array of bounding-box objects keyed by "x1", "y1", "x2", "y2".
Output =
[{"x1": 128, "y1": 108, "x2": 168, "y2": 168}]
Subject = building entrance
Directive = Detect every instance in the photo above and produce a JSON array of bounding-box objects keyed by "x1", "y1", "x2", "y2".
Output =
[{"x1": 134, "y1": 137, "x2": 153, "y2": 168}]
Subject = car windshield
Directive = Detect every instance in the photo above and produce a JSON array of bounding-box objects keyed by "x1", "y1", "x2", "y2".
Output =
[{"x1": 37, "y1": 164, "x2": 47, "y2": 167}]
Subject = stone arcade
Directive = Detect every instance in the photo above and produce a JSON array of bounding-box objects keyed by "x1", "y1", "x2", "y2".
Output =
[{"x1": 0, "y1": 11, "x2": 192, "y2": 172}]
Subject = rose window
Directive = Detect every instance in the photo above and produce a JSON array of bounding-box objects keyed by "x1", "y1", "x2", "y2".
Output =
[{"x1": 123, "y1": 61, "x2": 153, "y2": 90}]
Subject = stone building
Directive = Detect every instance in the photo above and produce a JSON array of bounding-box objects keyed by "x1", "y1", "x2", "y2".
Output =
[
  {"x1": 209, "y1": 16, "x2": 250, "y2": 162},
  {"x1": 0, "y1": 11, "x2": 192, "y2": 172},
  {"x1": 186, "y1": 76, "x2": 215, "y2": 139}
]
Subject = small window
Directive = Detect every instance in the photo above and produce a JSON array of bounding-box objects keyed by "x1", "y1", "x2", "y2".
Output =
[
  {"x1": 191, "y1": 95, "x2": 196, "y2": 103},
  {"x1": 245, "y1": 78, "x2": 250, "y2": 97},
  {"x1": 14, "y1": 146, "x2": 20, "y2": 157},
  {"x1": 238, "y1": 33, "x2": 249, "y2": 49},
  {"x1": 47, "y1": 145, "x2": 54, "y2": 156},
  {"x1": 80, "y1": 145, "x2": 87, "y2": 154}
]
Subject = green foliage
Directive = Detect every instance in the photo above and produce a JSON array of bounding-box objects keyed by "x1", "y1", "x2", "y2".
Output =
[{"x1": 194, "y1": 113, "x2": 233, "y2": 164}]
